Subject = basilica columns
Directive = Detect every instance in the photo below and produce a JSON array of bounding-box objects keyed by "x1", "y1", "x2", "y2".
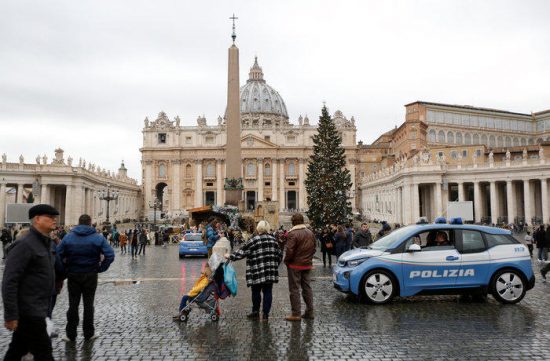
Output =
[
  {"x1": 523, "y1": 179, "x2": 532, "y2": 225},
  {"x1": 271, "y1": 160, "x2": 278, "y2": 201},
  {"x1": 0, "y1": 183, "x2": 6, "y2": 226},
  {"x1": 489, "y1": 181, "x2": 498, "y2": 224},
  {"x1": 195, "y1": 161, "x2": 203, "y2": 206},
  {"x1": 457, "y1": 182, "x2": 465, "y2": 202},
  {"x1": 434, "y1": 182, "x2": 442, "y2": 218},
  {"x1": 216, "y1": 159, "x2": 224, "y2": 206},
  {"x1": 41, "y1": 183, "x2": 49, "y2": 204},
  {"x1": 396, "y1": 187, "x2": 402, "y2": 224},
  {"x1": 412, "y1": 183, "x2": 420, "y2": 221},
  {"x1": 144, "y1": 160, "x2": 153, "y2": 208},
  {"x1": 16, "y1": 184, "x2": 23, "y2": 203},
  {"x1": 474, "y1": 181, "x2": 482, "y2": 223},
  {"x1": 65, "y1": 185, "x2": 73, "y2": 225},
  {"x1": 171, "y1": 160, "x2": 181, "y2": 212},
  {"x1": 542, "y1": 179, "x2": 549, "y2": 224},
  {"x1": 257, "y1": 158, "x2": 264, "y2": 202},
  {"x1": 279, "y1": 159, "x2": 285, "y2": 211},
  {"x1": 298, "y1": 158, "x2": 306, "y2": 210}
]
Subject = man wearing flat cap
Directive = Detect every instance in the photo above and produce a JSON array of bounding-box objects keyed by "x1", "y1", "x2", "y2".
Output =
[{"x1": 2, "y1": 204, "x2": 59, "y2": 361}]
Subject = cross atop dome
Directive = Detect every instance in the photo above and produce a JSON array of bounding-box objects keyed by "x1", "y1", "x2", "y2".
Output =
[
  {"x1": 229, "y1": 14, "x2": 238, "y2": 44},
  {"x1": 248, "y1": 56, "x2": 264, "y2": 82}
]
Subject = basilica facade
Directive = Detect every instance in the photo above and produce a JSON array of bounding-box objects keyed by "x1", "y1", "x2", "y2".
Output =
[{"x1": 140, "y1": 58, "x2": 359, "y2": 219}]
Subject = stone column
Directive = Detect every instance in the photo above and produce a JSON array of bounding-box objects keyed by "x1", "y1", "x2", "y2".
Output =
[
  {"x1": 195, "y1": 160, "x2": 203, "y2": 207},
  {"x1": 523, "y1": 179, "x2": 532, "y2": 225},
  {"x1": 412, "y1": 183, "x2": 420, "y2": 221},
  {"x1": 171, "y1": 160, "x2": 181, "y2": 213},
  {"x1": 489, "y1": 181, "x2": 498, "y2": 225},
  {"x1": 271, "y1": 159, "x2": 278, "y2": 202},
  {"x1": 17, "y1": 184, "x2": 24, "y2": 203},
  {"x1": 65, "y1": 185, "x2": 73, "y2": 225},
  {"x1": 542, "y1": 179, "x2": 549, "y2": 224},
  {"x1": 73, "y1": 185, "x2": 84, "y2": 219},
  {"x1": 434, "y1": 182, "x2": 442, "y2": 220},
  {"x1": 458, "y1": 182, "x2": 465, "y2": 202},
  {"x1": 298, "y1": 158, "x2": 305, "y2": 210},
  {"x1": 279, "y1": 159, "x2": 285, "y2": 211},
  {"x1": 474, "y1": 181, "x2": 482, "y2": 223},
  {"x1": 0, "y1": 183, "x2": 6, "y2": 225},
  {"x1": 41, "y1": 184, "x2": 49, "y2": 204},
  {"x1": 216, "y1": 159, "x2": 223, "y2": 206},
  {"x1": 257, "y1": 158, "x2": 264, "y2": 202},
  {"x1": 144, "y1": 160, "x2": 153, "y2": 212},
  {"x1": 506, "y1": 180, "x2": 516, "y2": 224},
  {"x1": 396, "y1": 187, "x2": 402, "y2": 224}
]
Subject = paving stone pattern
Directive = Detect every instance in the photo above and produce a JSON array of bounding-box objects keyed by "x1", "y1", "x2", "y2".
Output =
[{"x1": 1, "y1": 245, "x2": 550, "y2": 360}]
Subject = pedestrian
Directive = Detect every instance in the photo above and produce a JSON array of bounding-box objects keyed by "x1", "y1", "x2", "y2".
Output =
[
  {"x1": 206, "y1": 218, "x2": 221, "y2": 258},
  {"x1": 353, "y1": 223, "x2": 373, "y2": 249},
  {"x1": 524, "y1": 231, "x2": 534, "y2": 257},
  {"x1": 345, "y1": 223, "x2": 354, "y2": 251},
  {"x1": 1, "y1": 228, "x2": 13, "y2": 259},
  {"x1": 545, "y1": 225, "x2": 550, "y2": 261},
  {"x1": 319, "y1": 228, "x2": 333, "y2": 267},
  {"x1": 226, "y1": 220, "x2": 282, "y2": 321},
  {"x1": 535, "y1": 225, "x2": 546, "y2": 262},
  {"x1": 119, "y1": 231, "x2": 128, "y2": 254},
  {"x1": 333, "y1": 225, "x2": 348, "y2": 259},
  {"x1": 2, "y1": 204, "x2": 59, "y2": 360},
  {"x1": 376, "y1": 221, "x2": 391, "y2": 240},
  {"x1": 47, "y1": 231, "x2": 66, "y2": 339},
  {"x1": 111, "y1": 226, "x2": 120, "y2": 248},
  {"x1": 284, "y1": 213, "x2": 316, "y2": 322},
  {"x1": 138, "y1": 229, "x2": 147, "y2": 255},
  {"x1": 57, "y1": 214, "x2": 115, "y2": 342},
  {"x1": 131, "y1": 228, "x2": 139, "y2": 258}
]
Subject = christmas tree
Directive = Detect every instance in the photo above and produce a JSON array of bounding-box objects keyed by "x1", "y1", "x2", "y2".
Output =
[{"x1": 305, "y1": 105, "x2": 352, "y2": 230}]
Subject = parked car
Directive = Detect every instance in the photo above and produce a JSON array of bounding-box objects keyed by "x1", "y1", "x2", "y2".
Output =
[
  {"x1": 179, "y1": 232, "x2": 207, "y2": 258},
  {"x1": 333, "y1": 223, "x2": 534, "y2": 304}
]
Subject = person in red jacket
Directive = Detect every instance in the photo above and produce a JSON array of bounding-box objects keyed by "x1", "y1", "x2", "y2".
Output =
[{"x1": 283, "y1": 213, "x2": 316, "y2": 321}]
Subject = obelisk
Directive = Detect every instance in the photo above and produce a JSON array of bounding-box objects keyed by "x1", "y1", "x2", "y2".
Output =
[{"x1": 224, "y1": 14, "x2": 242, "y2": 206}]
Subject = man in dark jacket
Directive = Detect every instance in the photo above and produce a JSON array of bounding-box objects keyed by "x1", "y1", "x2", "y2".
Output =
[
  {"x1": 57, "y1": 214, "x2": 114, "y2": 342},
  {"x1": 1, "y1": 228, "x2": 12, "y2": 259},
  {"x1": 353, "y1": 223, "x2": 372, "y2": 248},
  {"x1": 2, "y1": 204, "x2": 59, "y2": 361},
  {"x1": 206, "y1": 219, "x2": 221, "y2": 258},
  {"x1": 284, "y1": 213, "x2": 316, "y2": 321}
]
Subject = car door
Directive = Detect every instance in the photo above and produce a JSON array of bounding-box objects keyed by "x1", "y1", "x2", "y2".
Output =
[
  {"x1": 401, "y1": 229, "x2": 461, "y2": 294},
  {"x1": 455, "y1": 229, "x2": 490, "y2": 287}
]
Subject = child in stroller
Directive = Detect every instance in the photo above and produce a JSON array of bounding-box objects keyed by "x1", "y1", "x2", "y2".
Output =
[{"x1": 173, "y1": 255, "x2": 231, "y2": 322}]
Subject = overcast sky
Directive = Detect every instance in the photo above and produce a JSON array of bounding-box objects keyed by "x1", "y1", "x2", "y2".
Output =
[{"x1": 1, "y1": 0, "x2": 549, "y2": 181}]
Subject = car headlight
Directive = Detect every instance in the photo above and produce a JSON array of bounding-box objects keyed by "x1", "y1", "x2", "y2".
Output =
[{"x1": 346, "y1": 258, "x2": 369, "y2": 267}]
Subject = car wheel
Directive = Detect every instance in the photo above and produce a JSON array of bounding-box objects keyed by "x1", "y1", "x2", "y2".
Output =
[
  {"x1": 491, "y1": 269, "x2": 527, "y2": 304},
  {"x1": 360, "y1": 270, "x2": 396, "y2": 304}
]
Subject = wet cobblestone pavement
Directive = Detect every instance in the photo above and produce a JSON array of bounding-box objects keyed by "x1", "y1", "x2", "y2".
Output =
[{"x1": 2, "y1": 244, "x2": 550, "y2": 360}]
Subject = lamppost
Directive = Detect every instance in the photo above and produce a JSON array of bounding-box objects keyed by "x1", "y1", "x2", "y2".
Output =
[
  {"x1": 149, "y1": 197, "x2": 162, "y2": 228},
  {"x1": 98, "y1": 183, "x2": 119, "y2": 225}
]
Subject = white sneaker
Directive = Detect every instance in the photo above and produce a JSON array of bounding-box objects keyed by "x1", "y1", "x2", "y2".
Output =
[
  {"x1": 85, "y1": 332, "x2": 100, "y2": 341},
  {"x1": 61, "y1": 335, "x2": 74, "y2": 342}
]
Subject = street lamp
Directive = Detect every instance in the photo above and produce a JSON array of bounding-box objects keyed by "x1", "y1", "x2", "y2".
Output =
[
  {"x1": 149, "y1": 197, "x2": 162, "y2": 227},
  {"x1": 98, "y1": 183, "x2": 119, "y2": 225}
]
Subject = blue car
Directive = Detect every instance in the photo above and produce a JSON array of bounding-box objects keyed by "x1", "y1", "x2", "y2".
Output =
[
  {"x1": 333, "y1": 223, "x2": 535, "y2": 304},
  {"x1": 179, "y1": 233, "x2": 208, "y2": 258}
]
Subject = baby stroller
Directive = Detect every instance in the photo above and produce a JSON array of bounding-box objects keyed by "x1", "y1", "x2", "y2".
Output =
[{"x1": 178, "y1": 258, "x2": 233, "y2": 322}]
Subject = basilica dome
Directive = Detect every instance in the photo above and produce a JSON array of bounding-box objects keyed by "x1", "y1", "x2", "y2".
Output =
[{"x1": 240, "y1": 57, "x2": 288, "y2": 119}]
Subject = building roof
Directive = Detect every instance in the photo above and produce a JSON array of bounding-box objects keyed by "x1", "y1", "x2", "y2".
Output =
[{"x1": 405, "y1": 101, "x2": 532, "y2": 117}]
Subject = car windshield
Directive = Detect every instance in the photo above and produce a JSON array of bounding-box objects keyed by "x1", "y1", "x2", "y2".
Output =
[
  {"x1": 184, "y1": 234, "x2": 202, "y2": 242},
  {"x1": 369, "y1": 226, "x2": 413, "y2": 251}
]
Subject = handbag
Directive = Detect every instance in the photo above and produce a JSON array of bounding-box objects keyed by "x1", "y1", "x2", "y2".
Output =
[
  {"x1": 223, "y1": 263, "x2": 238, "y2": 296},
  {"x1": 325, "y1": 241, "x2": 333, "y2": 249}
]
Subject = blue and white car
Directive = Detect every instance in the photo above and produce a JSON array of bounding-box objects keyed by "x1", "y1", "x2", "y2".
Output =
[
  {"x1": 179, "y1": 233, "x2": 208, "y2": 258},
  {"x1": 333, "y1": 224, "x2": 535, "y2": 304}
]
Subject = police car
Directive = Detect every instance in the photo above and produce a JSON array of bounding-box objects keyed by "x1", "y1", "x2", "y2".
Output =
[{"x1": 333, "y1": 220, "x2": 535, "y2": 304}]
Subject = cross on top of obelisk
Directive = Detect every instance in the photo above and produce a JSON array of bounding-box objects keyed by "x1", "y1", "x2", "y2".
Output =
[{"x1": 230, "y1": 14, "x2": 238, "y2": 43}]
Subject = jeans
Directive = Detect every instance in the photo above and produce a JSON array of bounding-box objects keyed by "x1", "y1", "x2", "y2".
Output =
[
  {"x1": 131, "y1": 244, "x2": 138, "y2": 257},
  {"x1": 66, "y1": 272, "x2": 98, "y2": 340},
  {"x1": 538, "y1": 247, "x2": 547, "y2": 261},
  {"x1": 251, "y1": 283, "x2": 273, "y2": 316},
  {"x1": 137, "y1": 243, "x2": 146, "y2": 255},
  {"x1": 287, "y1": 267, "x2": 313, "y2": 317},
  {"x1": 179, "y1": 295, "x2": 190, "y2": 311},
  {"x1": 121, "y1": 244, "x2": 127, "y2": 254},
  {"x1": 4, "y1": 317, "x2": 53, "y2": 361}
]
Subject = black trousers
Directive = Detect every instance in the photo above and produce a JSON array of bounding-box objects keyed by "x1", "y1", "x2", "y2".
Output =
[
  {"x1": 4, "y1": 317, "x2": 54, "y2": 361},
  {"x1": 251, "y1": 283, "x2": 273, "y2": 316},
  {"x1": 66, "y1": 272, "x2": 98, "y2": 340},
  {"x1": 137, "y1": 243, "x2": 146, "y2": 255}
]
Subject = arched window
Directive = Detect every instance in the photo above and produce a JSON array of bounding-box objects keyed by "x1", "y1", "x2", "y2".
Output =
[
  {"x1": 456, "y1": 132, "x2": 463, "y2": 144},
  {"x1": 465, "y1": 133, "x2": 472, "y2": 145},
  {"x1": 473, "y1": 134, "x2": 480, "y2": 144},
  {"x1": 428, "y1": 129, "x2": 436, "y2": 143},
  {"x1": 447, "y1": 131, "x2": 454, "y2": 144},
  {"x1": 185, "y1": 164, "x2": 192, "y2": 178},
  {"x1": 206, "y1": 163, "x2": 215, "y2": 177},
  {"x1": 438, "y1": 130, "x2": 445, "y2": 143},
  {"x1": 288, "y1": 161, "x2": 296, "y2": 176},
  {"x1": 497, "y1": 136, "x2": 503, "y2": 147},
  {"x1": 247, "y1": 162, "x2": 256, "y2": 176},
  {"x1": 521, "y1": 138, "x2": 527, "y2": 146},
  {"x1": 264, "y1": 163, "x2": 271, "y2": 176},
  {"x1": 159, "y1": 163, "x2": 167, "y2": 177},
  {"x1": 513, "y1": 138, "x2": 519, "y2": 147},
  {"x1": 489, "y1": 135, "x2": 496, "y2": 147},
  {"x1": 481, "y1": 134, "x2": 488, "y2": 145},
  {"x1": 528, "y1": 138, "x2": 535, "y2": 145},
  {"x1": 505, "y1": 137, "x2": 512, "y2": 147}
]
